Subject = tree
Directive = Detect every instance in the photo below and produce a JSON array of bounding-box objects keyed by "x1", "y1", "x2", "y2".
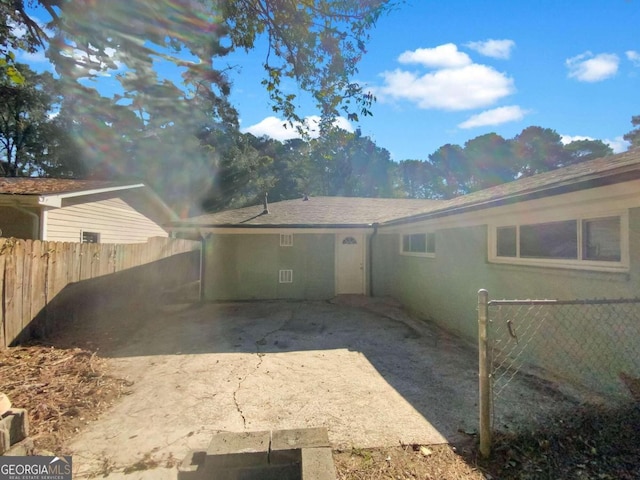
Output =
[
  {"x1": 397, "y1": 160, "x2": 430, "y2": 198},
  {"x1": 0, "y1": 62, "x2": 68, "y2": 176},
  {"x1": 623, "y1": 115, "x2": 640, "y2": 148},
  {"x1": 511, "y1": 126, "x2": 571, "y2": 176},
  {"x1": 7, "y1": 1, "x2": 399, "y2": 127},
  {"x1": 425, "y1": 144, "x2": 469, "y2": 199},
  {"x1": 199, "y1": 128, "x2": 275, "y2": 213},
  {"x1": 563, "y1": 139, "x2": 612, "y2": 163},
  {"x1": 463, "y1": 133, "x2": 515, "y2": 190},
  {"x1": 4, "y1": 1, "x2": 401, "y2": 210}
]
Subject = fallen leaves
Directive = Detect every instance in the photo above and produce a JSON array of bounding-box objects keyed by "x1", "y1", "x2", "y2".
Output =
[{"x1": 0, "y1": 343, "x2": 129, "y2": 453}]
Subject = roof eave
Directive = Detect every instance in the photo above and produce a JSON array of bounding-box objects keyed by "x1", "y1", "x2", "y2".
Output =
[
  {"x1": 37, "y1": 183, "x2": 146, "y2": 207},
  {"x1": 167, "y1": 222, "x2": 374, "y2": 230},
  {"x1": 381, "y1": 168, "x2": 640, "y2": 227}
]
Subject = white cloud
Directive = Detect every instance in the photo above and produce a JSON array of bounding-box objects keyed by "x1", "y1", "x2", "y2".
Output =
[
  {"x1": 398, "y1": 43, "x2": 471, "y2": 68},
  {"x1": 561, "y1": 134, "x2": 629, "y2": 153},
  {"x1": 560, "y1": 134, "x2": 594, "y2": 144},
  {"x1": 465, "y1": 39, "x2": 515, "y2": 59},
  {"x1": 376, "y1": 64, "x2": 514, "y2": 111},
  {"x1": 458, "y1": 105, "x2": 528, "y2": 129},
  {"x1": 604, "y1": 136, "x2": 629, "y2": 153},
  {"x1": 566, "y1": 52, "x2": 619, "y2": 82},
  {"x1": 242, "y1": 115, "x2": 354, "y2": 141},
  {"x1": 19, "y1": 50, "x2": 48, "y2": 63},
  {"x1": 626, "y1": 50, "x2": 640, "y2": 67}
]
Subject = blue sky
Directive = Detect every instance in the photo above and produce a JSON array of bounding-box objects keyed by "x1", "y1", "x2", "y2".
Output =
[
  {"x1": 19, "y1": 0, "x2": 640, "y2": 161},
  {"x1": 232, "y1": 0, "x2": 639, "y2": 160}
]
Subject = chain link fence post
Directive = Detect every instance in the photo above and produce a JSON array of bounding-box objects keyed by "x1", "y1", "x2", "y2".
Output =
[{"x1": 478, "y1": 289, "x2": 491, "y2": 457}]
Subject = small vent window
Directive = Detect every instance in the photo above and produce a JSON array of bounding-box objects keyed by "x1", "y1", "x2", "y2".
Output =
[
  {"x1": 342, "y1": 236, "x2": 357, "y2": 245},
  {"x1": 280, "y1": 234, "x2": 293, "y2": 247},
  {"x1": 279, "y1": 269, "x2": 293, "y2": 283},
  {"x1": 81, "y1": 231, "x2": 100, "y2": 243}
]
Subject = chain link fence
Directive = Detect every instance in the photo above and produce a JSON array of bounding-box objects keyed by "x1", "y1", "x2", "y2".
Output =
[{"x1": 477, "y1": 290, "x2": 640, "y2": 456}]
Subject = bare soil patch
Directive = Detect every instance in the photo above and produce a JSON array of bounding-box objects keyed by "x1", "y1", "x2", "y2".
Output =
[
  {"x1": 334, "y1": 442, "x2": 485, "y2": 479},
  {"x1": 334, "y1": 403, "x2": 640, "y2": 479}
]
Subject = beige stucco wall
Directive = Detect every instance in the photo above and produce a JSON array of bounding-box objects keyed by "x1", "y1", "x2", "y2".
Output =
[
  {"x1": 46, "y1": 190, "x2": 168, "y2": 243},
  {"x1": 373, "y1": 213, "x2": 640, "y2": 339},
  {"x1": 204, "y1": 232, "x2": 336, "y2": 300},
  {"x1": 371, "y1": 201, "x2": 640, "y2": 394}
]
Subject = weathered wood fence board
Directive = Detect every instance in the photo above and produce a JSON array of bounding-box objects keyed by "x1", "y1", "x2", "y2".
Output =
[
  {"x1": 0, "y1": 237, "x2": 200, "y2": 347},
  {"x1": 0, "y1": 254, "x2": 5, "y2": 348}
]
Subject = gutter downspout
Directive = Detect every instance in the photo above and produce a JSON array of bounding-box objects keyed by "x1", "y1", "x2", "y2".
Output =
[
  {"x1": 198, "y1": 230, "x2": 206, "y2": 302},
  {"x1": 369, "y1": 223, "x2": 379, "y2": 297}
]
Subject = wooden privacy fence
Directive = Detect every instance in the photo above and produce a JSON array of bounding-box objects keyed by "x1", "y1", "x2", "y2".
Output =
[{"x1": 0, "y1": 236, "x2": 201, "y2": 347}]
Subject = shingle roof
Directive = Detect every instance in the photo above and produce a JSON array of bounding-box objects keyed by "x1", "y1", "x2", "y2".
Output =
[
  {"x1": 181, "y1": 197, "x2": 444, "y2": 227},
  {"x1": 386, "y1": 147, "x2": 640, "y2": 225},
  {"x1": 0, "y1": 178, "x2": 141, "y2": 195},
  {"x1": 171, "y1": 147, "x2": 640, "y2": 228}
]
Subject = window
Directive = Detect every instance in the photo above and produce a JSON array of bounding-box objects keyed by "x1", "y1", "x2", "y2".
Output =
[
  {"x1": 280, "y1": 233, "x2": 293, "y2": 247},
  {"x1": 520, "y1": 220, "x2": 577, "y2": 259},
  {"x1": 342, "y1": 236, "x2": 358, "y2": 245},
  {"x1": 496, "y1": 226, "x2": 516, "y2": 257},
  {"x1": 279, "y1": 269, "x2": 293, "y2": 283},
  {"x1": 81, "y1": 231, "x2": 100, "y2": 243},
  {"x1": 491, "y1": 213, "x2": 626, "y2": 270},
  {"x1": 582, "y1": 216, "x2": 621, "y2": 261},
  {"x1": 401, "y1": 232, "x2": 435, "y2": 256}
]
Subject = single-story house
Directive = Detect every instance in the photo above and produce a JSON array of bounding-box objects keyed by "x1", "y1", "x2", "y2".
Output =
[
  {"x1": 169, "y1": 148, "x2": 640, "y2": 394},
  {"x1": 0, "y1": 178, "x2": 175, "y2": 243},
  {"x1": 169, "y1": 148, "x2": 640, "y2": 336}
]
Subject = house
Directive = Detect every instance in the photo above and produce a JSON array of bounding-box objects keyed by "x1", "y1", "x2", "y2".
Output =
[
  {"x1": 169, "y1": 148, "x2": 640, "y2": 395},
  {"x1": 0, "y1": 178, "x2": 175, "y2": 243},
  {"x1": 169, "y1": 147, "x2": 640, "y2": 338},
  {"x1": 171, "y1": 196, "x2": 443, "y2": 300}
]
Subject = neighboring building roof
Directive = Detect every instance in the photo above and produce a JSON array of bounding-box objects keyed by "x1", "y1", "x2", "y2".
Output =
[
  {"x1": 176, "y1": 197, "x2": 444, "y2": 228},
  {"x1": 0, "y1": 178, "x2": 143, "y2": 196},
  {"x1": 170, "y1": 147, "x2": 640, "y2": 229},
  {"x1": 0, "y1": 177, "x2": 177, "y2": 220}
]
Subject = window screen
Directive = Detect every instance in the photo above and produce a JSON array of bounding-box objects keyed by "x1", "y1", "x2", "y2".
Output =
[{"x1": 583, "y1": 217, "x2": 621, "y2": 261}]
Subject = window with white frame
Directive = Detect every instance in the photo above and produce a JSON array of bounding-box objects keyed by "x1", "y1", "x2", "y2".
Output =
[
  {"x1": 280, "y1": 233, "x2": 293, "y2": 247},
  {"x1": 401, "y1": 232, "x2": 435, "y2": 256},
  {"x1": 491, "y1": 213, "x2": 625, "y2": 270}
]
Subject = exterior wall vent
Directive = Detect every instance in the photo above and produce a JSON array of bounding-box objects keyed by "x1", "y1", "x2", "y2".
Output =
[
  {"x1": 280, "y1": 233, "x2": 293, "y2": 247},
  {"x1": 279, "y1": 269, "x2": 293, "y2": 283}
]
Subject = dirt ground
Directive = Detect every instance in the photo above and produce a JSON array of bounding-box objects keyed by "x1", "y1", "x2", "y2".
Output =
[{"x1": 3, "y1": 296, "x2": 600, "y2": 478}]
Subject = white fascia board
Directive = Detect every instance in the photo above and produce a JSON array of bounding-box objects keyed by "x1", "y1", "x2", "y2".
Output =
[{"x1": 38, "y1": 183, "x2": 145, "y2": 207}]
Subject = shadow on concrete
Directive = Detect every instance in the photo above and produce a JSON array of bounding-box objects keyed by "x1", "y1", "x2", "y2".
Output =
[{"x1": 48, "y1": 297, "x2": 484, "y2": 443}]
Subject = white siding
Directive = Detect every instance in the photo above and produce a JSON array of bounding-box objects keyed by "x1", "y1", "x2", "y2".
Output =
[{"x1": 46, "y1": 190, "x2": 169, "y2": 243}]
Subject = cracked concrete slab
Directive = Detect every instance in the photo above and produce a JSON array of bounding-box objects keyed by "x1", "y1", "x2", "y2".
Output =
[{"x1": 60, "y1": 297, "x2": 576, "y2": 479}]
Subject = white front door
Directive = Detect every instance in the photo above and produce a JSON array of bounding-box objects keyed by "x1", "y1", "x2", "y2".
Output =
[{"x1": 336, "y1": 233, "x2": 365, "y2": 294}]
